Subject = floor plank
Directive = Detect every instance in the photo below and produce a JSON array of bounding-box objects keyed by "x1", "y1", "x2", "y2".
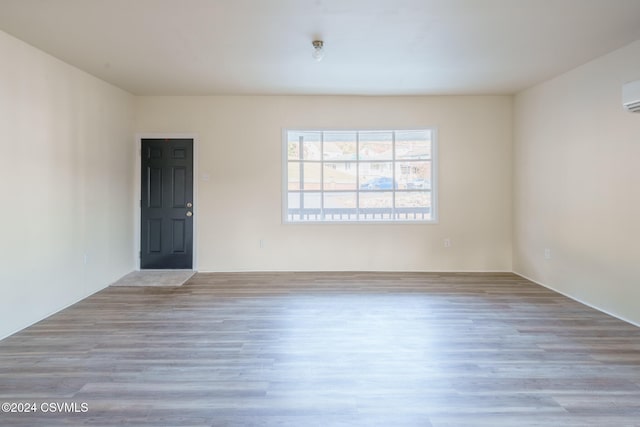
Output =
[{"x1": 1, "y1": 272, "x2": 639, "y2": 426}]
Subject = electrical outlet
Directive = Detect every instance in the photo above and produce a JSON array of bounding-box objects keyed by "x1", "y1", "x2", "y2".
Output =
[
  {"x1": 444, "y1": 238, "x2": 452, "y2": 248},
  {"x1": 259, "y1": 239, "x2": 265, "y2": 249},
  {"x1": 544, "y1": 248, "x2": 551, "y2": 259}
]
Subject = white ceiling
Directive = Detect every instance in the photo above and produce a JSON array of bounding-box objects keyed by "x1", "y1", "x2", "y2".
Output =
[{"x1": 1, "y1": 0, "x2": 640, "y2": 96}]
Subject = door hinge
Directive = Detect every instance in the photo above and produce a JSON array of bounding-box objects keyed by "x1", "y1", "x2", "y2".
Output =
[{"x1": 139, "y1": 251, "x2": 141, "y2": 258}]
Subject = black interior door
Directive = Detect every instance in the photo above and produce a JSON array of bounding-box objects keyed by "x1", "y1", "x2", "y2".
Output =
[{"x1": 141, "y1": 138, "x2": 193, "y2": 269}]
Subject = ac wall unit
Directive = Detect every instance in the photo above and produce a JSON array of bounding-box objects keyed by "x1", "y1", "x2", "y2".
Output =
[{"x1": 623, "y1": 80, "x2": 640, "y2": 113}]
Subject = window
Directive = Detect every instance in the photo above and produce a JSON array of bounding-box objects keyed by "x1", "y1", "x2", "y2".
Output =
[{"x1": 284, "y1": 129, "x2": 437, "y2": 223}]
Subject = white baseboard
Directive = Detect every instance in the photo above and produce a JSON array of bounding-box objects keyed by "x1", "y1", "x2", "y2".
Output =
[
  {"x1": 195, "y1": 268, "x2": 513, "y2": 273},
  {"x1": 513, "y1": 271, "x2": 640, "y2": 328},
  {"x1": 0, "y1": 285, "x2": 108, "y2": 341}
]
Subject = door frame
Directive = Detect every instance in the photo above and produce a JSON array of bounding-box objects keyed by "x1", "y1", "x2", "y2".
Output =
[{"x1": 134, "y1": 133, "x2": 199, "y2": 271}]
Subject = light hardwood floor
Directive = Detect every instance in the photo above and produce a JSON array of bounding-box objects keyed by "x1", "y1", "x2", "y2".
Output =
[{"x1": 1, "y1": 272, "x2": 640, "y2": 426}]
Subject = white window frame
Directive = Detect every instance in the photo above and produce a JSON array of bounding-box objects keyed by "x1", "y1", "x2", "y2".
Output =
[{"x1": 282, "y1": 128, "x2": 438, "y2": 224}]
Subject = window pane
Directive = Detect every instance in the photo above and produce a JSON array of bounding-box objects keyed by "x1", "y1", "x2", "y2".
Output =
[
  {"x1": 359, "y1": 192, "x2": 393, "y2": 220},
  {"x1": 324, "y1": 162, "x2": 357, "y2": 190},
  {"x1": 324, "y1": 192, "x2": 357, "y2": 221},
  {"x1": 294, "y1": 192, "x2": 321, "y2": 222},
  {"x1": 360, "y1": 191, "x2": 393, "y2": 208},
  {"x1": 324, "y1": 192, "x2": 357, "y2": 209},
  {"x1": 396, "y1": 191, "x2": 431, "y2": 208},
  {"x1": 289, "y1": 131, "x2": 322, "y2": 160},
  {"x1": 287, "y1": 192, "x2": 302, "y2": 221},
  {"x1": 288, "y1": 162, "x2": 300, "y2": 190},
  {"x1": 303, "y1": 192, "x2": 321, "y2": 209},
  {"x1": 396, "y1": 130, "x2": 431, "y2": 160},
  {"x1": 359, "y1": 162, "x2": 394, "y2": 190},
  {"x1": 302, "y1": 163, "x2": 321, "y2": 190},
  {"x1": 396, "y1": 161, "x2": 431, "y2": 190},
  {"x1": 324, "y1": 132, "x2": 357, "y2": 160},
  {"x1": 359, "y1": 131, "x2": 392, "y2": 160},
  {"x1": 288, "y1": 192, "x2": 300, "y2": 210},
  {"x1": 304, "y1": 141, "x2": 322, "y2": 160},
  {"x1": 395, "y1": 191, "x2": 431, "y2": 221},
  {"x1": 287, "y1": 140, "x2": 300, "y2": 160}
]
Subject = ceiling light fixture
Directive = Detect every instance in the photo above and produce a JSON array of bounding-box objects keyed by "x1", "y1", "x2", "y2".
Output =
[{"x1": 312, "y1": 40, "x2": 324, "y2": 62}]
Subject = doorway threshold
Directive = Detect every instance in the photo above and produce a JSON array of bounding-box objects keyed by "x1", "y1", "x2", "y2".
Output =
[{"x1": 110, "y1": 270, "x2": 196, "y2": 287}]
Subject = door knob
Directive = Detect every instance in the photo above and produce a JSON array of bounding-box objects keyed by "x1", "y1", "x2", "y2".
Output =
[{"x1": 186, "y1": 211, "x2": 193, "y2": 217}]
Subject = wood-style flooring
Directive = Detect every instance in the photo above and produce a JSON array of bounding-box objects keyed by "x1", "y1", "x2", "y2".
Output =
[{"x1": 1, "y1": 272, "x2": 640, "y2": 426}]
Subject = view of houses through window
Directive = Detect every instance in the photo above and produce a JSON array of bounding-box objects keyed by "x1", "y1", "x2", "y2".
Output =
[{"x1": 284, "y1": 129, "x2": 436, "y2": 223}]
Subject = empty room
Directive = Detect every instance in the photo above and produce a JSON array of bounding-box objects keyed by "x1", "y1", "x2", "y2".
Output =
[{"x1": 1, "y1": 0, "x2": 640, "y2": 425}]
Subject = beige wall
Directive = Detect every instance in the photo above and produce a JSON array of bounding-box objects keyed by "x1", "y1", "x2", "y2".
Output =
[
  {"x1": 514, "y1": 40, "x2": 640, "y2": 325},
  {"x1": 0, "y1": 30, "x2": 135, "y2": 339},
  {"x1": 3, "y1": 25, "x2": 637, "y2": 338},
  {"x1": 135, "y1": 95, "x2": 513, "y2": 272}
]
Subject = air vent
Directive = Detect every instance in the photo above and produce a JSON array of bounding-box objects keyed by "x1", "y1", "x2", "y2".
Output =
[
  {"x1": 625, "y1": 100, "x2": 640, "y2": 113},
  {"x1": 622, "y1": 80, "x2": 640, "y2": 113}
]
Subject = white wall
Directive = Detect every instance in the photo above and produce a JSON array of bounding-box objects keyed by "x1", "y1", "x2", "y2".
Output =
[
  {"x1": 135, "y1": 95, "x2": 512, "y2": 272},
  {"x1": 0, "y1": 30, "x2": 135, "y2": 339},
  {"x1": 514, "y1": 40, "x2": 640, "y2": 325}
]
